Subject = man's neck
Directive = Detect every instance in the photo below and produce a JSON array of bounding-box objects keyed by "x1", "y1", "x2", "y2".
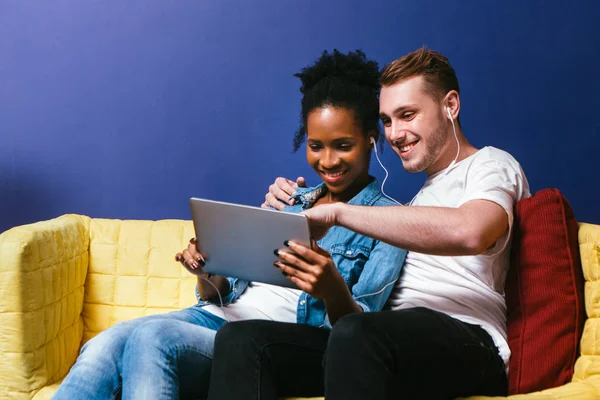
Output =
[{"x1": 426, "y1": 131, "x2": 477, "y2": 176}]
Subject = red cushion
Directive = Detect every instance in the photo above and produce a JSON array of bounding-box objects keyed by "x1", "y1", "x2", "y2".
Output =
[{"x1": 505, "y1": 188, "x2": 586, "y2": 394}]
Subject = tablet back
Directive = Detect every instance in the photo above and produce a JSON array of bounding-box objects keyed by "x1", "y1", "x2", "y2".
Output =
[{"x1": 189, "y1": 198, "x2": 310, "y2": 288}]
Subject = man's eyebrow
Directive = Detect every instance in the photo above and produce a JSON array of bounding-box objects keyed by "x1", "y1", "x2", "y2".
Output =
[
  {"x1": 391, "y1": 105, "x2": 418, "y2": 115},
  {"x1": 379, "y1": 105, "x2": 418, "y2": 119}
]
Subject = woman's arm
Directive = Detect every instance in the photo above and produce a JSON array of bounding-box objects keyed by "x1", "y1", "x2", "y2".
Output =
[
  {"x1": 195, "y1": 276, "x2": 231, "y2": 301},
  {"x1": 338, "y1": 240, "x2": 406, "y2": 315}
]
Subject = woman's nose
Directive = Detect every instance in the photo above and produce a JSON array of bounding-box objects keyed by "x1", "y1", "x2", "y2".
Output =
[{"x1": 320, "y1": 149, "x2": 341, "y2": 169}]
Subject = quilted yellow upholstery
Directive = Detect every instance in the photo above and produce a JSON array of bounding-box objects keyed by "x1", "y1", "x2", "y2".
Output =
[
  {"x1": 1, "y1": 216, "x2": 599, "y2": 400},
  {"x1": 0, "y1": 215, "x2": 197, "y2": 400},
  {"x1": 0, "y1": 215, "x2": 89, "y2": 400},
  {"x1": 81, "y1": 217, "x2": 197, "y2": 345}
]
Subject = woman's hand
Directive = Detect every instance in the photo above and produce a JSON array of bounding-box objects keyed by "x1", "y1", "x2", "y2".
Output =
[
  {"x1": 261, "y1": 176, "x2": 307, "y2": 210},
  {"x1": 175, "y1": 238, "x2": 209, "y2": 277},
  {"x1": 273, "y1": 239, "x2": 347, "y2": 301},
  {"x1": 274, "y1": 239, "x2": 361, "y2": 324},
  {"x1": 175, "y1": 238, "x2": 230, "y2": 301}
]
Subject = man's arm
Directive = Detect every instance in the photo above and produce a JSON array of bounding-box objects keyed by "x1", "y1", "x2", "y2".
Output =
[{"x1": 307, "y1": 199, "x2": 509, "y2": 256}]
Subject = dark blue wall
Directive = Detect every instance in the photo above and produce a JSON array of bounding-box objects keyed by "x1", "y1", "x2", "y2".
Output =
[{"x1": 1, "y1": 0, "x2": 599, "y2": 233}]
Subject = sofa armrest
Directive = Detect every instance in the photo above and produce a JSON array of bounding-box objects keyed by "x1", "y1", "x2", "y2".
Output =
[
  {"x1": 0, "y1": 214, "x2": 90, "y2": 399},
  {"x1": 464, "y1": 222, "x2": 600, "y2": 399},
  {"x1": 462, "y1": 377, "x2": 600, "y2": 399}
]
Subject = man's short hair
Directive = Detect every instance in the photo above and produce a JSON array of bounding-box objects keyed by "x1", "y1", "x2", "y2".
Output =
[{"x1": 380, "y1": 47, "x2": 460, "y2": 101}]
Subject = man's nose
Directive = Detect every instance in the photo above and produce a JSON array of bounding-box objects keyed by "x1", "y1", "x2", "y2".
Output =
[{"x1": 388, "y1": 121, "x2": 407, "y2": 143}]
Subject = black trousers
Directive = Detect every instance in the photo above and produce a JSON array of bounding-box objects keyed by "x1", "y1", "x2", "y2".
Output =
[{"x1": 207, "y1": 307, "x2": 508, "y2": 400}]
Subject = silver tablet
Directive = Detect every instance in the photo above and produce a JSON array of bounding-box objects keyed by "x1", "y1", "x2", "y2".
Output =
[{"x1": 189, "y1": 197, "x2": 311, "y2": 288}]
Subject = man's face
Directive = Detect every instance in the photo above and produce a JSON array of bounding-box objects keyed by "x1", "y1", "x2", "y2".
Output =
[{"x1": 379, "y1": 76, "x2": 450, "y2": 175}]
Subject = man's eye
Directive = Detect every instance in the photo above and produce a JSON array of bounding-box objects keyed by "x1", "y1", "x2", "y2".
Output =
[
  {"x1": 380, "y1": 118, "x2": 391, "y2": 127},
  {"x1": 402, "y1": 112, "x2": 415, "y2": 120}
]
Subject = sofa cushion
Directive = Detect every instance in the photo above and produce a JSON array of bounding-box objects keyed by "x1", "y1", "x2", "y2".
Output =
[{"x1": 506, "y1": 188, "x2": 586, "y2": 394}]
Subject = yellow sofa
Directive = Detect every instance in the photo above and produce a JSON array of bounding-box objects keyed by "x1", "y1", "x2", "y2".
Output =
[{"x1": 0, "y1": 214, "x2": 599, "y2": 400}]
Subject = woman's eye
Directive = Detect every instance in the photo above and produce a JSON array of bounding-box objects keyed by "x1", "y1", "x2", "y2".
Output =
[
  {"x1": 308, "y1": 144, "x2": 322, "y2": 151},
  {"x1": 339, "y1": 144, "x2": 353, "y2": 151}
]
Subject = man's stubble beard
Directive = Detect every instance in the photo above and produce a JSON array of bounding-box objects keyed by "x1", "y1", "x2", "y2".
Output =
[{"x1": 402, "y1": 115, "x2": 448, "y2": 174}]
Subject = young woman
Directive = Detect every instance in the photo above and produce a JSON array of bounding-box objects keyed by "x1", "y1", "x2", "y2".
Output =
[{"x1": 52, "y1": 49, "x2": 406, "y2": 400}]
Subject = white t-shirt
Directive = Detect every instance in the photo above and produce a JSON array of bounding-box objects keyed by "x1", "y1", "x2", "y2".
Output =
[
  {"x1": 386, "y1": 146, "x2": 530, "y2": 367},
  {"x1": 202, "y1": 282, "x2": 302, "y2": 323}
]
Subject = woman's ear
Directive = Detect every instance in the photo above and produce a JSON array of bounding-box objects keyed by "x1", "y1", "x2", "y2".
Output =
[{"x1": 368, "y1": 131, "x2": 379, "y2": 147}]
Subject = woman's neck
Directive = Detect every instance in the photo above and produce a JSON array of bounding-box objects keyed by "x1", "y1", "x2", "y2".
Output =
[{"x1": 316, "y1": 173, "x2": 372, "y2": 206}]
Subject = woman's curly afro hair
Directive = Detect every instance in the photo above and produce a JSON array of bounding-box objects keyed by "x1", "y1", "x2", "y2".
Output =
[{"x1": 293, "y1": 49, "x2": 381, "y2": 152}]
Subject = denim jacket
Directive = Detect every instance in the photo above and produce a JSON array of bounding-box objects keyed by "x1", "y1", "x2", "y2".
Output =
[{"x1": 196, "y1": 177, "x2": 407, "y2": 328}]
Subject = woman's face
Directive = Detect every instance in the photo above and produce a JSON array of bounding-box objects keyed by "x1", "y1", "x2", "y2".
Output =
[{"x1": 306, "y1": 107, "x2": 372, "y2": 196}]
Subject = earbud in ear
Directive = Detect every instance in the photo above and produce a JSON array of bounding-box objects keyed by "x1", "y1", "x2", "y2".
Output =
[
  {"x1": 369, "y1": 136, "x2": 378, "y2": 154},
  {"x1": 446, "y1": 107, "x2": 453, "y2": 120}
]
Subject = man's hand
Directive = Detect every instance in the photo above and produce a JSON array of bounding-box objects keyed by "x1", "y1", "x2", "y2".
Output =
[
  {"x1": 262, "y1": 176, "x2": 307, "y2": 210},
  {"x1": 302, "y1": 203, "x2": 340, "y2": 240}
]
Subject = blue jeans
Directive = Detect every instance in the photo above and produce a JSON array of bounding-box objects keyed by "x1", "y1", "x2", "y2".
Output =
[{"x1": 52, "y1": 307, "x2": 226, "y2": 400}]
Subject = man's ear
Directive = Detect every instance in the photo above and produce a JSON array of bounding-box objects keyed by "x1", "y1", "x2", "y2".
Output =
[{"x1": 444, "y1": 90, "x2": 460, "y2": 120}]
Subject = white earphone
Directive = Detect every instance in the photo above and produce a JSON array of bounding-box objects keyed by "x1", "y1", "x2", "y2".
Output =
[
  {"x1": 442, "y1": 106, "x2": 460, "y2": 177},
  {"x1": 369, "y1": 135, "x2": 402, "y2": 205},
  {"x1": 370, "y1": 107, "x2": 460, "y2": 207}
]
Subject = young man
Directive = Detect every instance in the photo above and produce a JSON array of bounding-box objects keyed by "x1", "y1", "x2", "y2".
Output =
[{"x1": 207, "y1": 47, "x2": 530, "y2": 400}]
